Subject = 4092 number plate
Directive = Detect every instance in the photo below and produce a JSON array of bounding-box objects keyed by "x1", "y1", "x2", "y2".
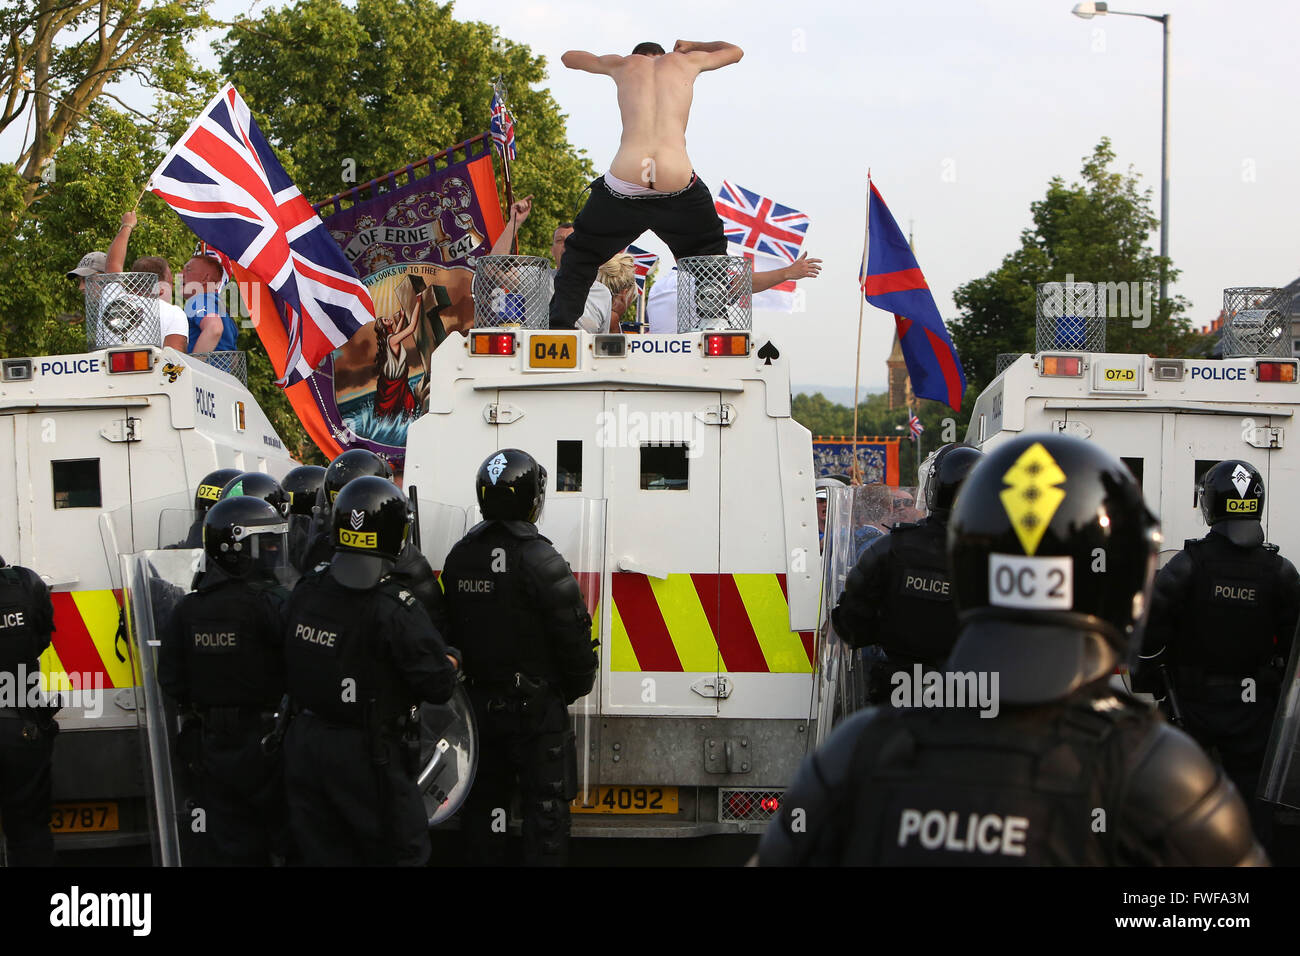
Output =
[{"x1": 571, "y1": 786, "x2": 678, "y2": 814}]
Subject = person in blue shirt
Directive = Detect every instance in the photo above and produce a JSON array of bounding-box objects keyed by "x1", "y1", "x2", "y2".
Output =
[{"x1": 182, "y1": 253, "x2": 239, "y2": 353}]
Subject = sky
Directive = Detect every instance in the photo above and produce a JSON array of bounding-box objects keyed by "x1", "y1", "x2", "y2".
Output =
[{"x1": 14, "y1": 0, "x2": 1300, "y2": 397}]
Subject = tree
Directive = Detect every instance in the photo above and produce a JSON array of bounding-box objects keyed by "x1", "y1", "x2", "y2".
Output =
[
  {"x1": 949, "y1": 138, "x2": 1194, "y2": 395},
  {"x1": 219, "y1": 0, "x2": 596, "y2": 253},
  {"x1": 0, "y1": 0, "x2": 211, "y2": 234}
]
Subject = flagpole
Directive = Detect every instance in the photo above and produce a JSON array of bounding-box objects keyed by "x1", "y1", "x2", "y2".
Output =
[
  {"x1": 851, "y1": 174, "x2": 871, "y2": 484},
  {"x1": 492, "y1": 77, "x2": 517, "y2": 254}
]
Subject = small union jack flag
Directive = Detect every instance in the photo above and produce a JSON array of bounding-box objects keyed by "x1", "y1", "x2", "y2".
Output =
[
  {"x1": 148, "y1": 84, "x2": 375, "y2": 386},
  {"x1": 907, "y1": 408, "x2": 924, "y2": 440},
  {"x1": 714, "y1": 181, "x2": 809, "y2": 264},
  {"x1": 626, "y1": 244, "x2": 659, "y2": 291},
  {"x1": 490, "y1": 89, "x2": 516, "y2": 161}
]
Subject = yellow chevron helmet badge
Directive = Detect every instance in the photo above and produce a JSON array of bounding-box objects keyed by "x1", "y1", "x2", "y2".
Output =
[{"x1": 1000, "y1": 442, "x2": 1067, "y2": 556}]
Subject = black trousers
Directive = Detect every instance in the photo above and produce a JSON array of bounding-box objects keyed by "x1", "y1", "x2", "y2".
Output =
[
  {"x1": 284, "y1": 713, "x2": 429, "y2": 866},
  {"x1": 194, "y1": 723, "x2": 287, "y2": 866},
  {"x1": 549, "y1": 175, "x2": 726, "y2": 329},
  {"x1": 0, "y1": 715, "x2": 55, "y2": 866},
  {"x1": 462, "y1": 689, "x2": 575, "y2": 866}
]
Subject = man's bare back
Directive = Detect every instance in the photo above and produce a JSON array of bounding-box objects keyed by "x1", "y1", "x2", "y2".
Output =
[{"x1": 561, "y1": 41, "x2": 743, "y2": 193}]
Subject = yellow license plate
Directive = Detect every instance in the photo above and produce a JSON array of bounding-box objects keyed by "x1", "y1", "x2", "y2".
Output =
[
  {"x1": 527, "y1": 334, "x2": 578, "y2": 369},
  {"x1": 571, "y1": 786, "x2": 678, "y2": 814},
  {"x1": 51, "y1": 802, "x2": 119, "y2": 833}
]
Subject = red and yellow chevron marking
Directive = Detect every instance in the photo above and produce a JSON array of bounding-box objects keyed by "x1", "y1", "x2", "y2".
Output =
[
  {"x1": 610, "y1": 572, "x2": 814, "y2": 673},
  {"x1": 39, "y1": 590, "x2": 133, "y2": 691}
]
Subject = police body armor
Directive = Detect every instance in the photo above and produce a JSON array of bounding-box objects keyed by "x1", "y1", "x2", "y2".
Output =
[
  {"x1": 285, "y1": 569, "x2": 416, "y2": 729},
  {"x1": 0, "y1": 567, "x2": 47, "y2": 681},
  {"x1": 441, "y1": 521, "x2": 588, "y2": 698},
  {"x1": 845, "y1": 697, "x2": 1145, "y2": 865},
  {"x1": 881, "y1": 519, "x2": 958, "y2": 667},
  {"x1": 1177, "y1": 535, "x2": 1282, "y2": 697},
  {"x1": 162, "y1": 573, "x2": 286, "y2": 716}
]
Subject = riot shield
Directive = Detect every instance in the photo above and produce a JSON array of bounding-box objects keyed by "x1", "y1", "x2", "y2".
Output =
[
  {"x1": 536, "y1": 497, "x2": 607, "y2": 804},
  {"x1": 812, "y1": 485, "x2": 922, "y2": 745},
  {"x1": 1260, "y1": 617, "x2": 1300, "y2": 809},
  {"x1": 407, "y1": 499, "x2": 477, "y2": 825},
  {"x1": 419, "y1": 687, "x2": 478, "y2": 827},
  {"x1": 120, "y1": 548, "x2": 201, "y2": 866}
]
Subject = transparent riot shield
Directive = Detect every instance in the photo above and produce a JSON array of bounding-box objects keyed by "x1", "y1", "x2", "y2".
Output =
[
  {"x1": 1260, "y1": 618, "x2": 1300, "y2": 809},
  {"x1": 812, "y1": 484, "x2": 923, "y2": 745},
  {"x1": 408, "y1": 498, "x2": 478, "y2": 825},
  {"x1": 121, "y1": 548, "x2": 201, "y2": 865},
  {"x1": 536, "y1": 497, "x2": 607, "y2": 805}
]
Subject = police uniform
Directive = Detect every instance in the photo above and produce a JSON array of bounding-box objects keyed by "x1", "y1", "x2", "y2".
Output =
[
  {"x1": 760, "y1": 434, "x2": 1266, "y2": 866},
  {"x1": 832, "y1": 444, "x2": 983, "y2": 703},
  {"x1": 442, "y1": 449, "x2": 598, "y2": 866},
  {"x1": 1134, "y1": 460, "x2": 1300, "y2": 834},
  {"x1": 0, "y1": 559, "x2": 57, "y2": 866},
  {"x1": 158, "y1": 497, "x2": 290, "y2": 865},
  {"x1": 282, "y1": 476, "x2": 460, "y2": 866}
]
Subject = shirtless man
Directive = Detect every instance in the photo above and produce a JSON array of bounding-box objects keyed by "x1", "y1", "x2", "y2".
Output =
[{"x1": 549, "y1": 39, "x2": 743, "y2": 330}]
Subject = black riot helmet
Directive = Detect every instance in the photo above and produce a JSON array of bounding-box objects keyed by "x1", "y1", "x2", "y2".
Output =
[
  {"x1": 281, "y1": 465, "x2": 327, "y2": 517},
  {"x1": 221, "y1": 471, "x2": 290, "y2": 518},
  {"x1": 1198, "y1": 460, "x2": 1265, "y2": 547},
  {"x1": 946, "y1": 433, "x2": 1161, "y2": 705},
  {"x1": 194, "y1": 467, "x2": 242, "y2": 518},
  {"x1": 476, "y1": 448, "x2": 547, "y2": 523},
  {"x1": 330, "y1": 476, "x2": 409, "y2": 589},
  {"x1": 203, "y1": 496, "x2": 289, "y2": 578},
  {"x1": 922, "y1": 443, "x2": 985, "y2": 519},
  {"x1": 321, "y1": 449, "x2": 395, "y2": 513}
]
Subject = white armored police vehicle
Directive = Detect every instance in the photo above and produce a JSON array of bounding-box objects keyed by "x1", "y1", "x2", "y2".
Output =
[
  {"x1": 965, "y1": 285, "x2": 1300, "y2": 562},
  {"x1": 405, "y1": 255, "x2": 824, "y2": 835},
  {"x1": 0, "y1": 290, "x2": 297, "y2": 851}
]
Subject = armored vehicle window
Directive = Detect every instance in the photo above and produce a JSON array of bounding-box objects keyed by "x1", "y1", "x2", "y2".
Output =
[
  {"x1": 556, "y1": 440, "x2": 582, "y2": 492},
  {"x1": 640, "y1": 444, "x2": 689, "y2": 491},
  {"x1": 52, "y1": 458, "x2": 102, "y2": 509},
  {"x1": 1193, "y1": 459, "x2": 1219, "y2": 507},
  {"x1": 1121, "y1": 457, "x2": 1144, "y2": 490}
]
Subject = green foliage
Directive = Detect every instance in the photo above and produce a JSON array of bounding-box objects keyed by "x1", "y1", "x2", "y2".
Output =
[
  {"x1": 220, "y1": 0, "x2": 595, "y2": 249},
  {"x1": 949, "y1": 138, "x2": 1195, "y2": 395}
]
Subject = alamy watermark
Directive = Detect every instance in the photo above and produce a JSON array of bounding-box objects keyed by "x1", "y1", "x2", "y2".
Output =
[
  {"x1": 0, "y1": 664, "x2": 104, "y2": 718},
  {"x1": 889, "y1": 664, "x2": 1000, "y2": 718},
  {"x1": 1039, "y1": 274, "x2": 1156, "y2": 329},
  {"x1": 595, "y1": 403, "x2": 705, "y2": 458}
]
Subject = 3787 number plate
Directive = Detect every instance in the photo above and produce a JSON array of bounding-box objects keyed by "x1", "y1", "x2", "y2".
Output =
[
  {"x1": 50, "y1": 802, "x2": 119, "y2": 833},
  {"x1": 571, "y1": 786, "x2": 678, "y2": 814}
]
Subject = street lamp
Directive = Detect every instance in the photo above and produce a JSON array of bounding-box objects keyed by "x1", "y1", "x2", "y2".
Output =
[{"x1": 1072, "y1": 1, "x2": 1171, "y2": 316}]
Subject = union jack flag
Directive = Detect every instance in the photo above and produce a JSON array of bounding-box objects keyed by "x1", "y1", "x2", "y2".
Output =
[
  {"x1": 147, "y1": 84, "x2": 375, "y2": 386},
  {"x1": 714, "y1": 181, "x2": 809, "y2": 264},
  {"x1": 626, "y1": 244, "x2": 659, "y2": 291},
  {"x1": 907, "y1": 408, "x2": 924, "y2": 440},
  {"x1": 490, "y1": 89, "x2": 516, "y2": 161}
]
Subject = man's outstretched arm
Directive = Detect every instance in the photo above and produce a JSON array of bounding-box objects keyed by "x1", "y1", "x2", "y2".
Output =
[
  {"x1": 561, "y1": 50, "x2": 626, "y2": 74},
  {"x1": 673, "y1": 40, "x2": 744, "y2": 71}
]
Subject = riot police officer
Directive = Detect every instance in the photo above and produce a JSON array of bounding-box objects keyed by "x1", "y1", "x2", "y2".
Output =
[
  {"x1": 171, "y1": 467, "x2": 242, "y2": 548},
  {"x1": 158, "y1": 497, "x2": 291, "y2": 865},
  {"x1": 282, "y1": 464, "x2": 326, "y2": 572},
  {"x1": 832, "y1": 443, "x2": 984, "y2": 703},
  {"x1": 298, "y1": 450, "x2": 395, "y2": 573},
  {"x1": 442, "y1": 449, "x2": 598, "y2": 866},
  {"x1": 759, "y1": 434, "x2": 1266, "y2": 866},
  {"x1": 0, "y1": 555, "x2": 57, "y2": 866},
  {"x1": 282, "y1": 476, "x2": 461, "y2": 866},
  {"x1": 1133, "y1": 459, "x2": 1300, "y2": 838},
  {"x1": 220, "y1": 471, "x2": 291, "y2": 517}
]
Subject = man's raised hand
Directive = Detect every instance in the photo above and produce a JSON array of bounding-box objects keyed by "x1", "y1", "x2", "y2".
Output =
[
  {"x1": 787, "y1": 252, "x2": 822, "y2": 281},
  {"x1": 510, "y1": 196, "x2": 533, "y2": 226}
]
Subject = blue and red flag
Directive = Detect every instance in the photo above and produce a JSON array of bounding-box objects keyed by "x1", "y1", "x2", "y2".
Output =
[
  {"x1": 626, "y1": 244, "x2": 659, "y2": 291},
  {"x1": 860, "y1": 180, "x2": 966, "y2": 411}
]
